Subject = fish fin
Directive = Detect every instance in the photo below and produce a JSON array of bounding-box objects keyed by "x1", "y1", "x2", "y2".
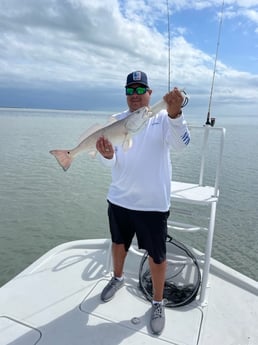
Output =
[
  {"x1": 49, "y1": 150, "x2": 73, "y2": 171},
  {"x1": 122, "y1": 135, "x2": 133, "y2": 151},
  {"x1": 78, "y1": 123, "x2": 102, "y2": 142},
  {"x1": 79, "y1": 117, "x2": 118, "y2": 143},
  {"x1": 107, "y1": 115, "x2": 118, "y2": 124},
  {"x1": 88, "y1": 150, "x2": 98, "y2": 158}
]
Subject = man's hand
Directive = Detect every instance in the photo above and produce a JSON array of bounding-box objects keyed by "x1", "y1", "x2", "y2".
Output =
[
  {"x1": 163, "y1": 87, "x2": 184, "y2": 118},
  {"x1": 96, "y1": 136, "x2": 114, "y2": 159}
]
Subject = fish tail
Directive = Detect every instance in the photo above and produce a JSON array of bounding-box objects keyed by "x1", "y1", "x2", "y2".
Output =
[{"x1": 49, "y1": 149, "x2": 73, "y2": 171}]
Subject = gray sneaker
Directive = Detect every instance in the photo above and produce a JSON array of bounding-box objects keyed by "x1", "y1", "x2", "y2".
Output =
[
  {"x1": 150, "y1": 302, "x2": 165, "y2": 335},
  {"x1": 101, "y1": 277, "x2": 124, "y2": 302}
]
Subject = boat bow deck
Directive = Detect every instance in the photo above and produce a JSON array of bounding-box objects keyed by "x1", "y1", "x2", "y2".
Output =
[{"x1": 0, "y1": 239, "x2": 257, "y2": 345}]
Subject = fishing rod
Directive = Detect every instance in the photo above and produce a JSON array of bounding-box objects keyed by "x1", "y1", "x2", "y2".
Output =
[
  {"x1": 166, "y1": 0, "x2": 188, "y2": 108},
  {"x1": 205, "y1": 0, "x2": 225, "y2": 126},
  {"x1": 166, "y1": 0, "x2": 171, "y2": 93}
]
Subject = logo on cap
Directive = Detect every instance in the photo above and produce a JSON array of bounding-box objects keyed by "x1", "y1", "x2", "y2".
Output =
[{"x1": 133, "y1": 71, "x2": 142, "y2": 81}]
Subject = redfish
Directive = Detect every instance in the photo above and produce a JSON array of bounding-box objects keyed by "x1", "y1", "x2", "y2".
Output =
[{"x1": 50, "y1": 99, "x2": 166, "y2": 171}]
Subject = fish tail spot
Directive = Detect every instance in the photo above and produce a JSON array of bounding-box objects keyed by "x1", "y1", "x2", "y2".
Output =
[{"x1": 49, "y1": 149, "x2": 73, "y2": 171}]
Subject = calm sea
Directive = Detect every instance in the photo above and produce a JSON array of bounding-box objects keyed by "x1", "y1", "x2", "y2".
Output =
[{"x1": 0, "y1": 107, "x2": 257, "y2": 286}]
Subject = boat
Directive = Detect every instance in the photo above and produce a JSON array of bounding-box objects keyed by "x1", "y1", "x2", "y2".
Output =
[{"x1": 0, "y1": 124, "x2": 257, "y2": 345}]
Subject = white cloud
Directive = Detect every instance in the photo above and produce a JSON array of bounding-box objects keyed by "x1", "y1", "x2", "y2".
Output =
[
  {"x1": 242, "y1": 8, "x2": 258, "y2": 23},
  {"x1": 0, "y1": 0, "x2": 257, "y2": 115},
  {"x1": 0, "y1": 0, "x2": 167, "y2": 87}
]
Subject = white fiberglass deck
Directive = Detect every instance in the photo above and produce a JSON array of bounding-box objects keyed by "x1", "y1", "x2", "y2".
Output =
[{"x1": 0, "y1": 239, "x2": 257, "y2": 345}]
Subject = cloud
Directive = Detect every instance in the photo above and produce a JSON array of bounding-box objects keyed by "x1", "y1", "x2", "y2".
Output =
[
  {"x1": 0, "y1": 0, "x2": 166, "y2": 84},
  {"x1": 0, "y1": 0, "x2": 257, "y2": 115}
]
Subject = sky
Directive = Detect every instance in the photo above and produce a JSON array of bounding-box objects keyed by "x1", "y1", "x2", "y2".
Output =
[{"x1": 0, "y1": 0, "x2": 258, "y2": 117}]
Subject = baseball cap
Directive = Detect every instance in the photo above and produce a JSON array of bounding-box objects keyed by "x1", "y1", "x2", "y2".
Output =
[{"x1": 125, "y1": 71, "x2": 149, "y2": 87}]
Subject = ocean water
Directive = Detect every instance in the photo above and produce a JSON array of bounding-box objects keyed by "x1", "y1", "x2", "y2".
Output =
[{"x1": 0, "y1": 107, "x2": 257, "y2": 287}]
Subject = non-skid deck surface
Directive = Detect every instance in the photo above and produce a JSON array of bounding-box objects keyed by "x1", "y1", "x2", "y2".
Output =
[
  {"x1": 80, "y1": 279, "x2": 203, "y2": 345},
  {"x1": 1, "y1": 239, "x2": 256, "y2": 345}
]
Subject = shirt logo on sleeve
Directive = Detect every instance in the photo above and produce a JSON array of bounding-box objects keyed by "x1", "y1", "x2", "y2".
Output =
[{"x1": 181, "y1": 131, "x2": 190, "y2": 145}]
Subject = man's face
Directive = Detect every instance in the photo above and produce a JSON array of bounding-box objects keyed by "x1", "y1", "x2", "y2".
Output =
[{"x1": 126, "y1": 83, "x2": 152, "y2": 112}]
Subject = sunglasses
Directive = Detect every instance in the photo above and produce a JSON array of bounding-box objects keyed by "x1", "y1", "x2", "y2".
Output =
[{"x1": 125, "y1": 86, "x2": 149, "y2": 96}]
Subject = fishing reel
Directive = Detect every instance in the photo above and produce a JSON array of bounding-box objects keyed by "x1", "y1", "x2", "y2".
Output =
[{"x1": 180, "y1": 89, "x2": 189, "y2": 108}]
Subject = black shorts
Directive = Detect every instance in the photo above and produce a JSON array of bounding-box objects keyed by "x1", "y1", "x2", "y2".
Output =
[{"x1": 107, "y1": 201, "x2": 169, "y2": 264}]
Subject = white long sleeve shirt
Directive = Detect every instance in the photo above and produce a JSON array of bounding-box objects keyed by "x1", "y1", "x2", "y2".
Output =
[{"x1": 100, "y1": 109, "x2": 190, "y2": 212}]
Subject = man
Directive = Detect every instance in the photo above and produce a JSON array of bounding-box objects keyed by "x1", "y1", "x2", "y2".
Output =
[{"x1": 96, "y1": 71, "x2": 190, "y2": 335}]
